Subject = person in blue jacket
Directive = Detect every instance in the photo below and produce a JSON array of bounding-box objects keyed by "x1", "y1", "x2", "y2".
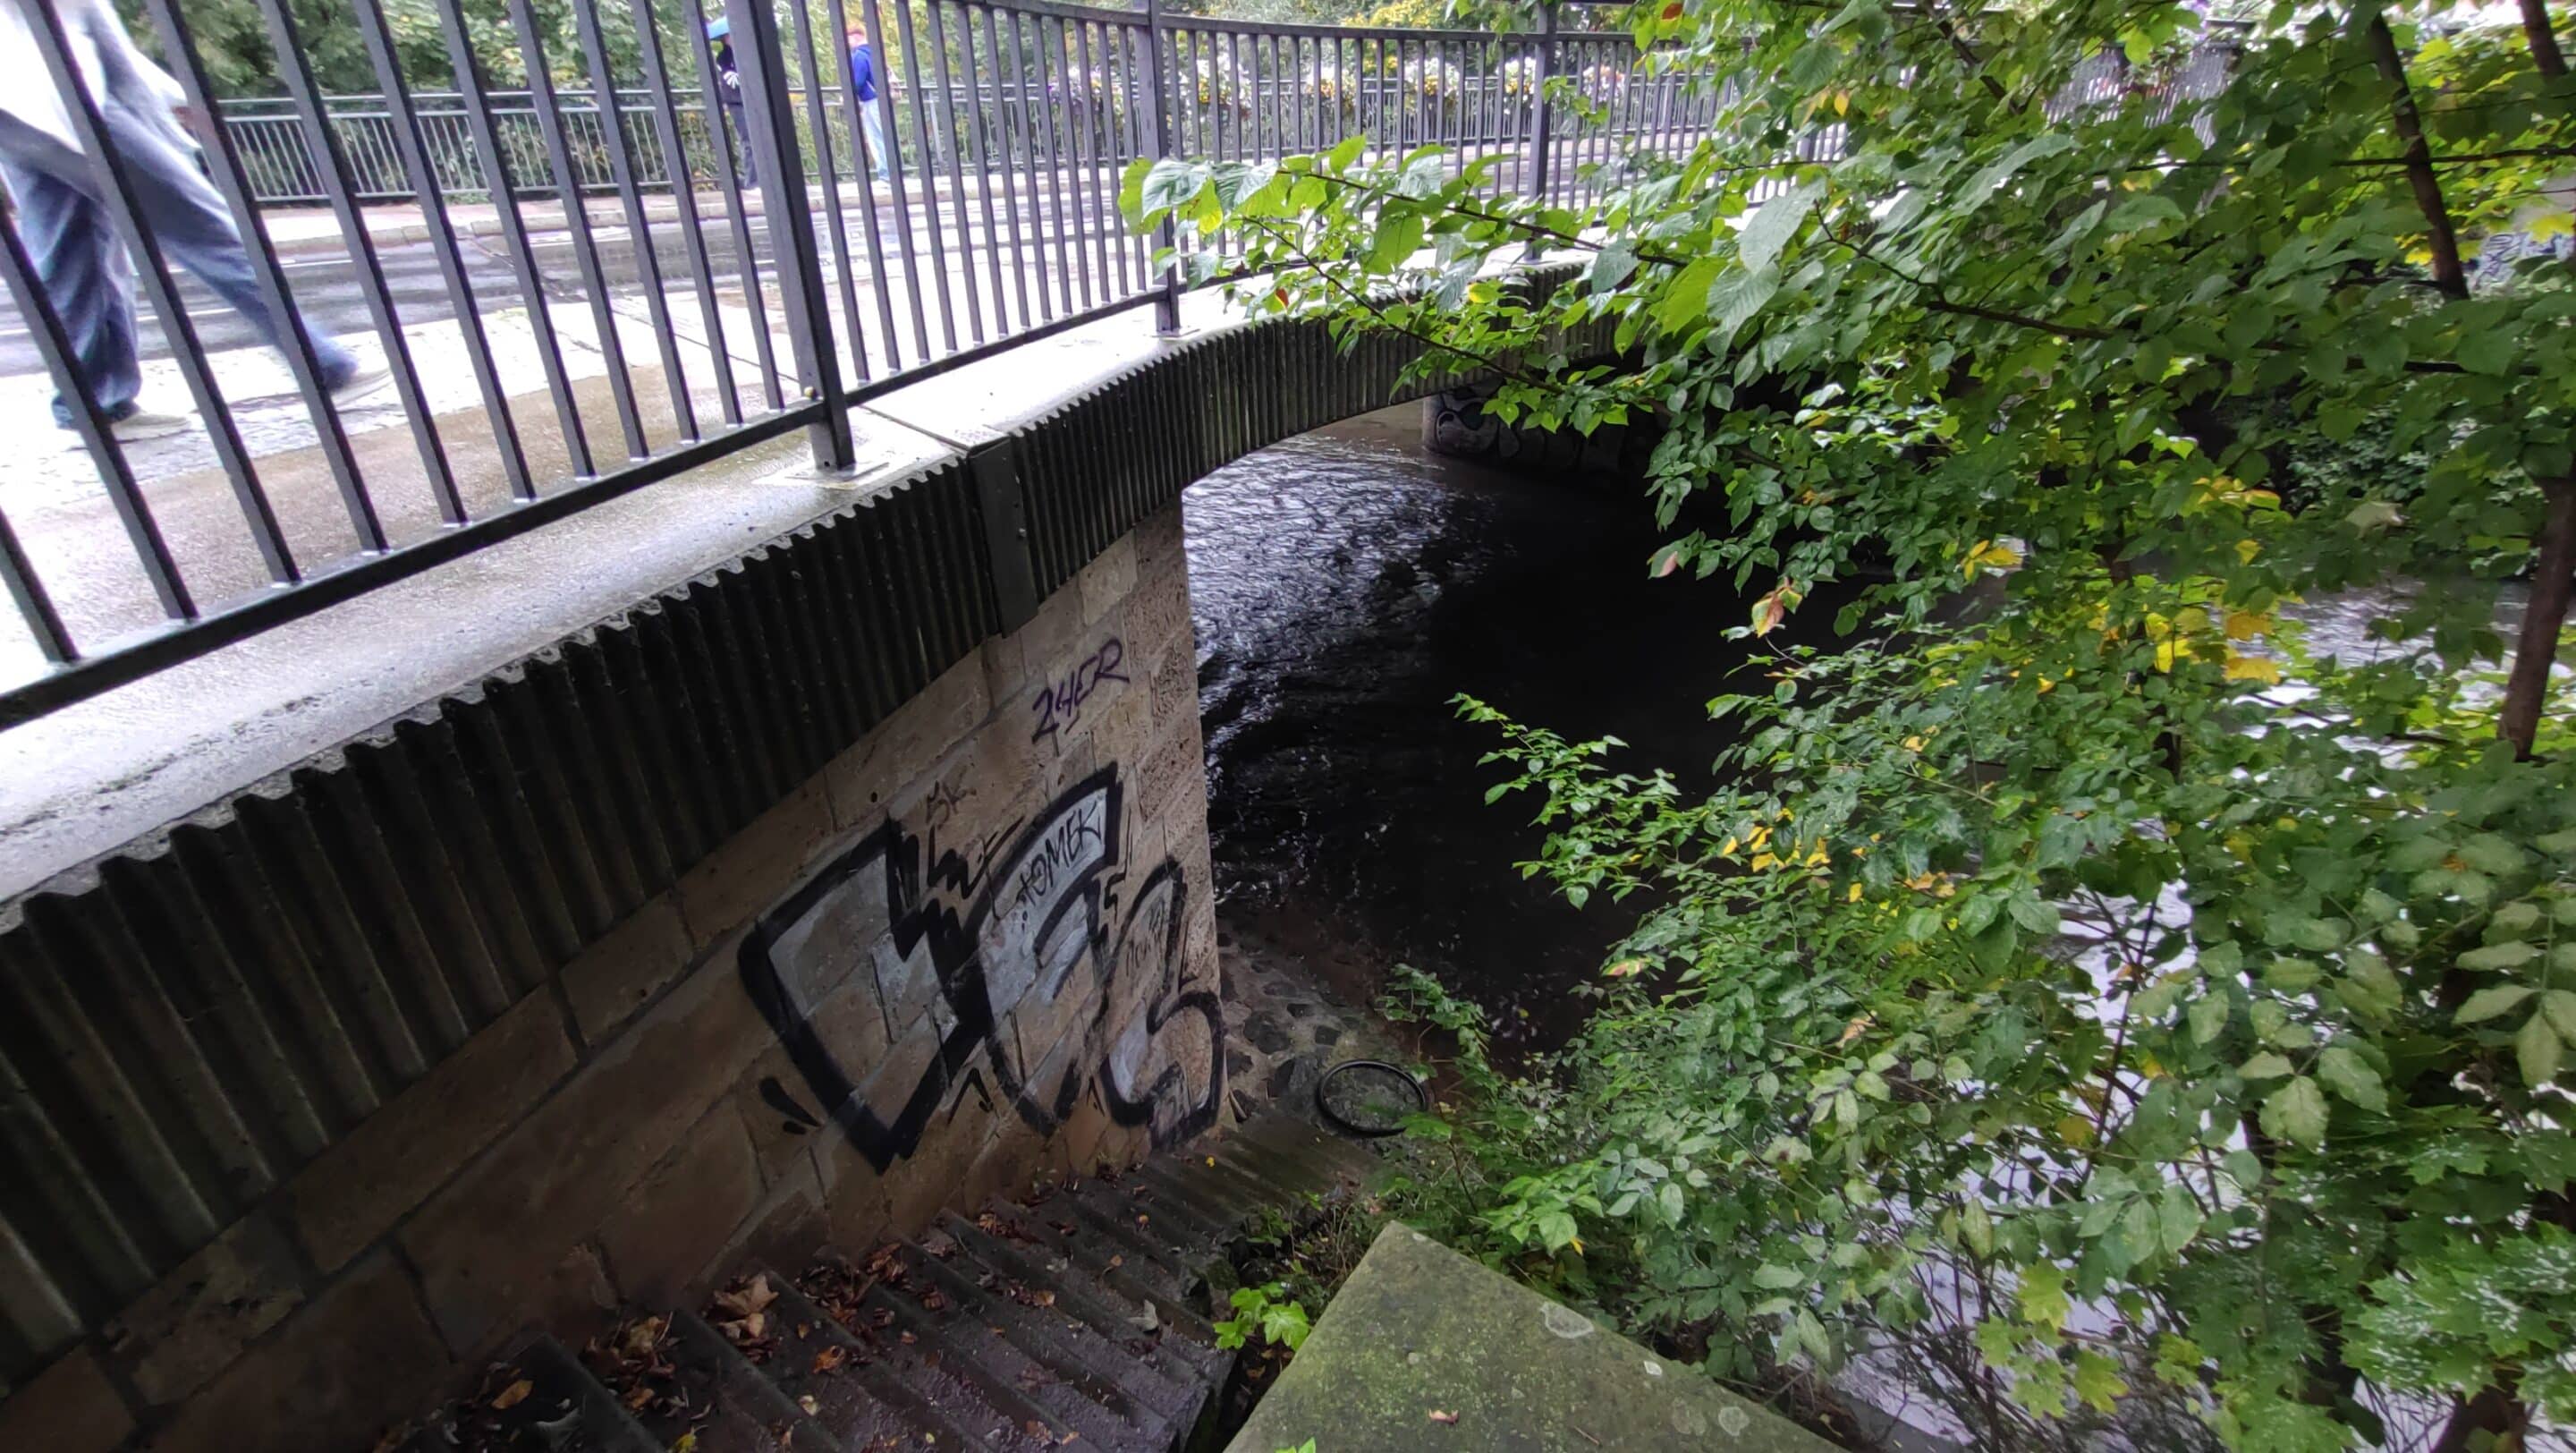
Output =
[
  {"x1": 845, "y1": 21, "x2": 890, "y2": 183},
  {"x1": 706, "y1": 15, "x2": 755, "y2": 190}
]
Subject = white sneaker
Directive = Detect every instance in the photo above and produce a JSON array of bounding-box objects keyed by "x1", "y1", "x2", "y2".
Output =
[
  {"x1": 107, "y1": 410, "x2": 191, "y2": 442},
  {"x1": 330, "y1": 365, "x2": 394, "y2": 404}
]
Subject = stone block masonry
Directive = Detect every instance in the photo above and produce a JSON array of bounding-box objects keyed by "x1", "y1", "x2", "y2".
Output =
[{"x1": 0, "y1": 506, "x2": 1216, "y2": 1451}]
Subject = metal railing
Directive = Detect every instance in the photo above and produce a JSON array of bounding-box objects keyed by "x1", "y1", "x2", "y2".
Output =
[{"x1": 0, "y1": 0, "x2": 2224, "y2": 727}]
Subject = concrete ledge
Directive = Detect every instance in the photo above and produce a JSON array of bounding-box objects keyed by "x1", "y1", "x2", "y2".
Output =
[{"x1": 1229, "y1": 1224, "x2": 1844, "y2": 1452}]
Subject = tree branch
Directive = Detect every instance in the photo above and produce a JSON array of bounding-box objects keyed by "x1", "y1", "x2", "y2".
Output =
[
  {"x1": 2498, "y1": 476, "x2": 2576, "y2": 759},
  {"x1": 2362, "y1": 13, "x2": 2470, "y2": 302}
]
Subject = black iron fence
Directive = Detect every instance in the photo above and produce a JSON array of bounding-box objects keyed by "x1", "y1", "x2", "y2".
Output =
[{"x1": 0, "y1": 0, "x2": 2226, "y2": 726}]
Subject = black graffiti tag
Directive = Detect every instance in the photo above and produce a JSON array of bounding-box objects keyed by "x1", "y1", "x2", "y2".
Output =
[
  {"x1": 1029, "y1": 638, "x2": 1127, "y2": 743},
  {"x1": 737, "y1": 765, "x2": 1222, "y2": 1172}
]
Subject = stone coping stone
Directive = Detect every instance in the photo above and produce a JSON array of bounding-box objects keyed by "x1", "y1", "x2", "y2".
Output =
[{"x1": 1225, "y1": 1222, "x2": 1843, "y2": 1453}]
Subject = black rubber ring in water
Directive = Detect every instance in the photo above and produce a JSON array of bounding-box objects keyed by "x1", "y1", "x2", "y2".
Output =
[{"x1": 1313, "y1": 1058, "x2": 1430, "y2": 1139}]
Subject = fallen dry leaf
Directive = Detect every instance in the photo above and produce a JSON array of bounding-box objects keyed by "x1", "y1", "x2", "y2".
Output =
[
  {"x1": 714, "y1": 1274, "x2": 779, "y2": 1321},
  {"x1": 672, "y1": 1433, "x2": 699, "y2": 1453},
  {"x1": 490, "y1": 1378, "x2": 535, "y2": 1412},
  {"x1": 1106, "y1": 1255, "x2": 1123, "y2": 1270},
  {"x1": 919, "y1": 1288, "x2": 948, "y2": 1312},
  {"x1": 798, "y1": 1393, "x2": 821, "y2": 1415},
  {"x1": 811, "y1": 1344, "x2": 849, "y2": 1375},
  {"x1": 1428, "y1": 1409, "x2": 1461, "y2": 1424}
]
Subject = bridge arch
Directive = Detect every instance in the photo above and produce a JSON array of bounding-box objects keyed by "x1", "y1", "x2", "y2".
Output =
[{"x1": 0, "y1": 268, "x2": 1614, "y2": 1446}]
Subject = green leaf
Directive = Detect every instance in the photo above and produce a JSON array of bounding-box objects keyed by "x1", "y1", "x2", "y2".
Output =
[
  {"x1": 2459, "y1": 941, "x2": 2539, "y2": 971},
  {"x1": 2259, "y1": 1076, "x2": 2329, "y2": 1148},
  {"x1": 1325, "y1": 134, "x2": 1367, "y2": 171},
  {"x1": 2072, "y1": 1349, "x2": 2129, "y2": 1414},
  {"x1": 2518, "y1": 1013, "x2": 2564, "y2": 1087},
  {"x1": 1736, "y1": 181, "x2": 1821, "y2": 274},
  {"x1": 2189, "y1": 994, "x2": 2231, "y2": 1045},
  {"x1": 2456, "y1": 985, "x2": 2537, "y2": 1024},
  {"x1": 2239, "y1": 1051, "x2": 2296, "y2": 1080},
  {"x1": 2544, "y1": 990, "x2": 2576, "y2": 1042},
  {"x1": 1708, "y1": 266, "x2": 1781, "y2": 337},
  {"x1": 2317, "y1": 1047, "x2": 2386, "y2": 1112},
  {"x1": 2008, "y1": 896, "x2": 2061, "y2": 936},
  {"x1": 1656, "y1": 257, "x2": 1722, "y2": 334},
  {"x1": 2015, "y1": 1262, "x2": 2070, "y2": 1330},
  {"x1": 1366, "y1": 211, "x2": 1427, "y2": 271},
  {"x1": 1657, "y1": 1180, "x2": 1686, "y2": 1225}
]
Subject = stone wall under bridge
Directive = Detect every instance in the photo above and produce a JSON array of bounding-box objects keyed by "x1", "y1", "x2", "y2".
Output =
[{"x1": 0, "y1": 513, "x2": 1216, "y2": 1453}]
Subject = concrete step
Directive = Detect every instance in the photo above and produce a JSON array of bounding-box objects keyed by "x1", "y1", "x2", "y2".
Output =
[
  {"x1": 734, "y1": 1264, "x2": 975, "y2": 1449},
  {"x1": 879, "y1": 1237, "x2": 1169, "y2": 1448},
  {"x1": 397, "y1": 1113, "x2": 1379, "y2": 1453},
  {"x1": 402, "y1": 1335, "x2": 659, "y2": 1452}
]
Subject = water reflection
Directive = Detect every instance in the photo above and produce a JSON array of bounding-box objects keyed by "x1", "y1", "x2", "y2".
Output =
[{"x1": 1183, "y1": 405, "x2": 1835, "y2": 1052}]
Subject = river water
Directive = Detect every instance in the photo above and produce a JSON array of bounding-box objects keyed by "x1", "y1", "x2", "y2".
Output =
[{"x1": 1182, "y1": 404, "x2": 1832, "y2": 1055}]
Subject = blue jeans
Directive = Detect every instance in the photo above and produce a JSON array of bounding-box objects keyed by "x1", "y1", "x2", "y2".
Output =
[
  {"x1": 0, "y1": 109, "x2": 356, "y2": 429},
  {"x1": 860, "y1": 102, "x2": 890, "y2": 182}
]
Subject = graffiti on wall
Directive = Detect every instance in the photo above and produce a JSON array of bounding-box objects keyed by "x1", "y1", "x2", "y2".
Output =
[
  {"x1": 737, "y1": 765, "x2": 1223, "y2": 1172},
  {"x1": 1029, "y1": 638, "x2": 1128, "y2": 743}
]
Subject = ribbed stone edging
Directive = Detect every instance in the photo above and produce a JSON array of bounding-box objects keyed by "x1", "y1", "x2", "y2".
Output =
[{"x1": 0, "y1": 277, "x2": 1614, "y2": 1398}]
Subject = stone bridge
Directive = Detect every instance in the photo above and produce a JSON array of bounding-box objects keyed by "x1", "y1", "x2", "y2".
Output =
[{"x1": 0, "y1": 272, "x2": 1610, "y2": 1449}]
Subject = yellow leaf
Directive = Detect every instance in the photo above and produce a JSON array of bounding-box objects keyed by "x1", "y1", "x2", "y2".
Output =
[
  {"x1": 2224, "y1": 609, "x2": 2267, "y2": 641},
  {"x1": 2224, "y1": 654, "x2": 2282, "y2": 684},
  {"x1": 1605, "y1": 958, "x2": 1648, "y2": 978},
  {"x1": 2154, "y1": 640, "x2": 2177, "y2": 673},
  {"x1": 491, "y1": 1380, "x2": 535, "y2": 1412},
  {"x1": 2236, "y1": 538, "x2": 2262, "y2": 564},
  {"x1": 1962, "y1": 540, "x2": 2022, "y2": 577},
  {"x1": 1848, "y1": 881, "x2": 1865, "y2": 902},
  {"x1": 1834, "y1": 89, "x2": 1850, "y2": 115},
  {"x1": 1902, "y1": 735, "x2": 1928, "y2": 752}
]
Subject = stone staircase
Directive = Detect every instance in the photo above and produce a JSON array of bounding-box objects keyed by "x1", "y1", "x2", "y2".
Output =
[{"x1": 394, "y1": 1116, "x2": 1376, "y2": 1453}]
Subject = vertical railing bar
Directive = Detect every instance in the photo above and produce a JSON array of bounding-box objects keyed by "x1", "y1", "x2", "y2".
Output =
[
  {"x1": 0, "y1": 498, "x2": 72, "y2": 667},
  {"x1": 979, "y1": 5, "x2": 1036, "y2": 332},
  {"x1": 724, "y1": 0, "x2": 853, "y2": 468},
  {"x1": 1019, "y1": 10, "x2": 1075, "y2": 319},
  {"x1": 1047, "y1": 16, "x2": 1098, "y2": 310},
  {"x1": 505, "y1": 0, "x2": 648, "y2": 460},
  {"x1": 1236, "y1": 28, "x2": 1251, "y2": 161},
  {"x1": 1138, "y1": 5, "x2": 1180, "y2": 334},
  {"x1": 1102, "y1": 22, "x2": 1133, "y2": 296},
  {"x1": 682, "y1": 0, "x2": 784, "y2": 410},
  {"x1": 570, "y1": 0, "x2": 699, "y2": 441},
  {"x1": 1076, "y1": 21, "x2": 1115, "y2": 296},
  {"x1": 631, "y1": 0, "x2": 746, "y2": 426},
  {"x1": 428, "y1": 0, "x2": 595, "y2": 479},
  {"x1": 128, "y1": 0, "x2": 313, "y2": 574},
  {"x1": 924, "y1": 0, "x2": 987, "y2": 342},
  {"x1": 887, "y1": 0, "x2": 961, "y2": 351},
  {"x1": 1001, "y1": 9, "x2": 1063, "y2": 324},
  {"x1": 960, "y1": 8, "x2": 1016, "y2": 334},
  {"x1": 783, "y1": 0, "x2": 870, "y2": 384},
  {"x1": 14, "y1": 0, "x2": 326, "y2": 565},
  {"x1": 0, "y1": 212, "x2": 190, "y2": 619},
  {"x1": 248, "y1": 0, "x2": 467, "y2": 524},
  {"x1": 859, "y1": 0, "x2": 934, "y2": 361}
]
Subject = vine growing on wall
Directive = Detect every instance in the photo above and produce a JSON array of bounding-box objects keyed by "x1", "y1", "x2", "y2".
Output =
[{"x1": 1127, "y1": 0, "x2": 2576, "y2": 1447}]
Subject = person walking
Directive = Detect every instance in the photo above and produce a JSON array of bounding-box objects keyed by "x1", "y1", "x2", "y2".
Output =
[
  {"x1": 708, "y1": 16, "x2": 757, "y2": 191},
  {"x1": 845, "y1": 22, "x2": 890, "y2": 183},
  {"x1": 0, "y1": 0, "x2": 383, "y2": 442}
]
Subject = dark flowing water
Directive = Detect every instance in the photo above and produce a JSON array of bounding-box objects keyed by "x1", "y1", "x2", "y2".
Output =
[{"x1": 1183, "y1": 405, "x2": 1833, "y2": 1054}]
